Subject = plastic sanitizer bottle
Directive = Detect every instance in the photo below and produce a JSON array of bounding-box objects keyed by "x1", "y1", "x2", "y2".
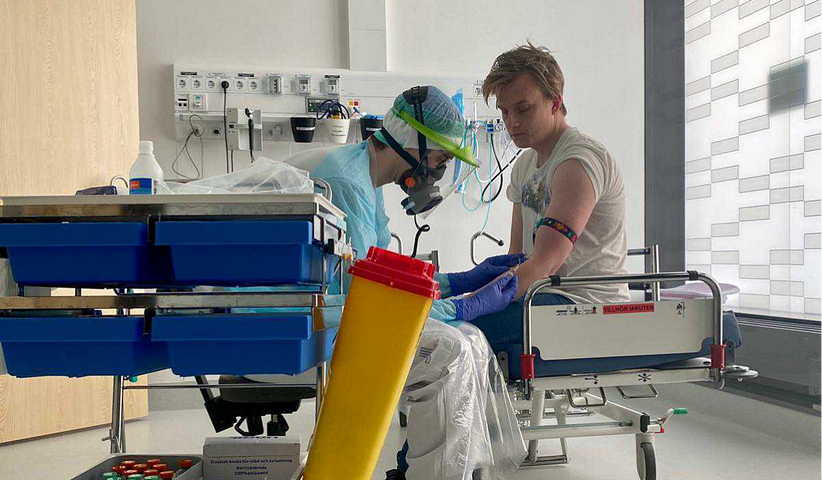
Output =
[{"x1": 129, "y1": 141, "x2": 164, "y2": 195}]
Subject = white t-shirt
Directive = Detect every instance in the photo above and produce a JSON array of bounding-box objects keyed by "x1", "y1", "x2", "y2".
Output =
[{"x1": 506, "y1": 127, "x2": 630, "y2": 305}]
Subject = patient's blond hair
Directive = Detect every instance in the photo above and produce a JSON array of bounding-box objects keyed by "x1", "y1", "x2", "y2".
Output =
[{"x1": 482, "y1": 41, "x2": 568, "y2": 115}]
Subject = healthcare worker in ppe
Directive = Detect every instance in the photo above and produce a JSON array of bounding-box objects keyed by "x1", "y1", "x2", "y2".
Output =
[
  {"x1": 287, "y1": 86, "x2": 527, "y2": 479},
  {"x1": 290, "y1": 85, "x2": 522, "y2": 323}
]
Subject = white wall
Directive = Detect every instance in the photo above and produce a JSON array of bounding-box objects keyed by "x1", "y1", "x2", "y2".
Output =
[
  {"x1": 383, "y1": 0, "x2": 646, "y2": 272},
  {"x1": 137, "y1": 0, "x2": 349, "y2": 180},
  {"x1": 136, "y1": 0, "x2": 645, "y2": 408}
]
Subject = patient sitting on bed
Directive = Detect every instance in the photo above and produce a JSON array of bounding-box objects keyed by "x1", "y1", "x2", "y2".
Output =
[{"x1": 472, "y1": 47, "x2": 631, "y2": 348}]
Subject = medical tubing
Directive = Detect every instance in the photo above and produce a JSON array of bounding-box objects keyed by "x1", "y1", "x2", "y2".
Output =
[
  {"x1": 476, "y1": 134, "x2": 494, "y2": 232},
  {"x1": 482, "y1": 134, "x2": 506, "y2": 203},
  {"x1": 247, "y1": 112, "x2": 255, "y2": 162},
  {"x1": 193, "y1": 114, "x2": 205, "y2": 177},
  {"x1": 474, "y1": 130, "x2": 495, "y2": 183},
  {"x1": 482, "y1": 147, "x2": 523, "y2": 203},
  {"x1": 481, "y1": 136, "x2": 507, "y2": 203},
  {"x1": 479, "y1": 190, "x2": 492, "y2": 232},
  {"x1": 461, "y1": 128, "x2": 504, "y2": 220},
  {"x1": 171, "y1": 131, "x2": 196, "y2": 179},
  {"x1": 461, "y1": 173, "x2": 484, "y2": 212},
  {"x1": 171, "y1": 114, "x2": 205, "y2": 180},
  {"x1": 410, "y1": 214, "x2": 430, "y2": 259},
  {"x1": 316, "y1": 99, "x2": 350, "y2": 120},
  {"x1": 221, "y1": 81, "x2": 230, "y2": 173},
  {"x1": 316, "y1": 100, "x2": 332, "y2": 119},
  {"x1": 460, "y1": 130, "x2": 487, "y2": 212}
]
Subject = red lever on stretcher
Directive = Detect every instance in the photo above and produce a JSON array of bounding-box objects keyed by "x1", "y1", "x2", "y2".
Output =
[
  {"x1": 710, "y1": 344, "x2": 726, "y2": 369},
  {"x1": 520, "y1": 354, "x2": 536, "y2": 380}
]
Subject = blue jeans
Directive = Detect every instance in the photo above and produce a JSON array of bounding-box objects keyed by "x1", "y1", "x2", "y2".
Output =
[
  {"x1": 468, "y1": 293, "x2": 575, "y2": 352},
  {"x1": 397, "y1": 441, "x2": 410, "y2": 473},
  {"x1": 396, "y1": 293, "x2": 574, "y2": 474}
]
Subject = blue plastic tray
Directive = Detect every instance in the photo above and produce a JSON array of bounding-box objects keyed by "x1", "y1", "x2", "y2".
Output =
[
  {"x1": 0, "y1": 222, "x2": 174, "y2": 287},
  {"x1": 152, "y1": 311, "x2": 339, "y2": 376},
  {"x1": 0, "y1": 315, "x2": 169, "y2": 378},
  {"x1": 155, "y1": 220, "x2": 334, "y2": 286}
]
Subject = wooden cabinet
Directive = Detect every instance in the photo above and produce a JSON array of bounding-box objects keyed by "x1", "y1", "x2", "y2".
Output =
[{"x1": 0, "y1": 0, "x2": 145, "y2": 443}]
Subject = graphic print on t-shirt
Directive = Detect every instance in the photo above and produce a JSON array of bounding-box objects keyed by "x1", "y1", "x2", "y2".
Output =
[{"x1": 520, "y1": 171, "x2": 551, "y2": 216}]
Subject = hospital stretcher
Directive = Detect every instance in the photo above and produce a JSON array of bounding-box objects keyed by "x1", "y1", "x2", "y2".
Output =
[
  {"x1": 0, "y1": 192, "x2": 352, "y2": 455},
  {"x1": 496, "y1": 247, "x2": 757, "y2": 480}
]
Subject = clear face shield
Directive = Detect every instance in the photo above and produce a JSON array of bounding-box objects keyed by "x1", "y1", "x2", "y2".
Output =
[
  {"x1": 410, "y1": 142, "x2": 478, "y2": 220},
  {"x1": 390, "y1": 110, "x2": 478, "y2": 218}
]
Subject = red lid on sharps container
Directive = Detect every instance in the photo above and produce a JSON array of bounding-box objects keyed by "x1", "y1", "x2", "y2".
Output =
[{"x1": 348, "y1": 246, "x2": 441, "y2": 299}]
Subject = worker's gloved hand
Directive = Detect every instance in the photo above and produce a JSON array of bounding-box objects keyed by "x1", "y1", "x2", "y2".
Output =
[
  {"x1": 446, "y1": 253, "x2": 525, "y2": 297},
  {"x1": 452, "y1": 272, "x2": 518, "y2": 322}
]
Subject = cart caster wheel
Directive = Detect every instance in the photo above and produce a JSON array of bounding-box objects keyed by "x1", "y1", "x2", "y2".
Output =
[
  {"x1": 399, "y1": 412, "x2": 407, "y2": 428},
  {"x1": 637, "y1": 442, "x2": 656, "y2": 480}
]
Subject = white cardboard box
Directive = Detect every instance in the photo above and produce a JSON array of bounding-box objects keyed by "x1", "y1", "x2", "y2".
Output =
[{"x1": 203, "y1": 436, "x2": 301, "y2": 480}]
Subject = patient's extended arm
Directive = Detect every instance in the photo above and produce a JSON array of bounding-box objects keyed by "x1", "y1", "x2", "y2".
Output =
[{"x1": 514, "y1": 159, "x2": 596, "y2": 298}]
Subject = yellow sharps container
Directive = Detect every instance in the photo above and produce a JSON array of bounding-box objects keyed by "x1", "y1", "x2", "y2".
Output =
[{"x1": 303, "y1": 246, "x2": 440, "y2": 480}]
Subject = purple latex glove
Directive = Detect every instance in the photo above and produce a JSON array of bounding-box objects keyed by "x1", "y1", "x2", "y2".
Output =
[
  {"x1": 452, "y1": 272, "x2": 519, "y2": 322},
  {"x1": 446, "y1": 253, "x2": 526, "y2": 297}
]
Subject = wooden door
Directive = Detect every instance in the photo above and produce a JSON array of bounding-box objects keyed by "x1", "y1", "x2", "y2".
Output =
[{"x1": 0, "y1": 0, "x2": 147, "y2": 443}]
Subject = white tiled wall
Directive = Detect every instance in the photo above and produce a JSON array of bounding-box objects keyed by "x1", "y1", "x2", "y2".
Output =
[{"x1": 685, "y1": 0, "x2": 821, "y2": 316}]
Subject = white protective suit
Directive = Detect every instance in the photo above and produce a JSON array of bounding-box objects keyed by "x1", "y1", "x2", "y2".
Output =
[{"x1": 401, "y1": 320, "x2": 526, "y2": 480}]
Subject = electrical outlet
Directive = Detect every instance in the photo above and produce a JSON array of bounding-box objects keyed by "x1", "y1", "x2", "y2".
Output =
[
  {"x1": 176, "y1": 76, "x2": 190, "y2": 91},
  {"x1": 189, "y1": 93, "x2": 207, "y2": 112},
  {"x1": 233, "y1": 78, "x2": 246, "y2": 92},
  {"x1": 175, "y1": 95, "x2": 189, "y2": 110},
  {"x1": 205, "y1": 78, "x2": 219, "y2": 91},
  {"x1": 297, "y1": 75, "x2": 311, "y2": 95},
  {"x1": 190, "y1": 77, "x2": 204, "y2": 91},
  {"x1": 473, "y1": 81, "x2": 483, "y2": 97},
  {"x1": 267, "y1": 74, "x2": 283, "y2": 95},
  {"x1": 325, "y1": 75, "x2": 341, "y2": 96},
  {"x1": 248, "y1": 78, "x2": 262, "y2": 92}
]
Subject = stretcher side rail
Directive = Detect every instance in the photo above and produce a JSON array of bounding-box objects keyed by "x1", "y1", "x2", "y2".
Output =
[{"x1": 521, "y1": 271, "x2": 725, "y2": 398}]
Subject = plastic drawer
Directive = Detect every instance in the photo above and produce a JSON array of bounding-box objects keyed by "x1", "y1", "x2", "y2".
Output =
[
  {"x1": 152, "y1": 312, "x2": 338, "y2": 376},
  {"x1": 155, "y1": 220, "x2": 335, "y2": 286},
  {"x1": 0, "y1": 315, "x2": 169, "y2": 378},
  {"x1": 0, "y1": 222, "x2": 174, "y2": 287}
]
